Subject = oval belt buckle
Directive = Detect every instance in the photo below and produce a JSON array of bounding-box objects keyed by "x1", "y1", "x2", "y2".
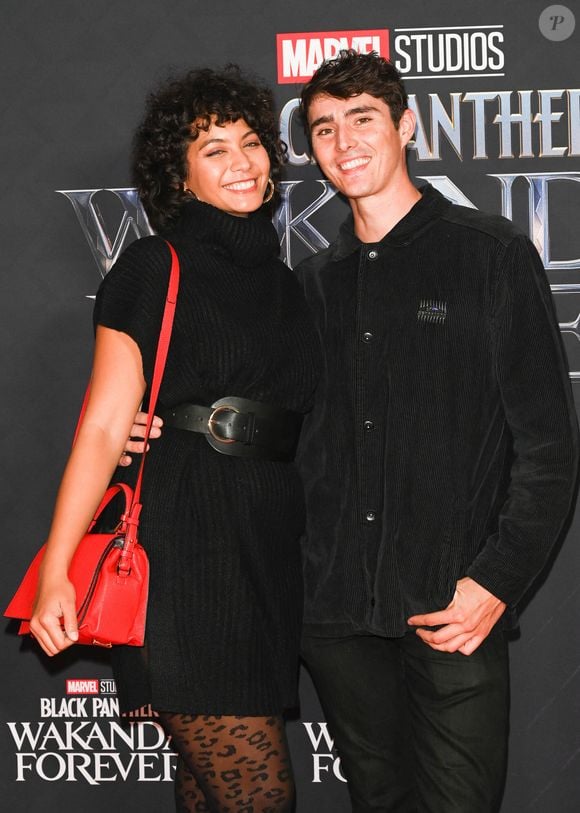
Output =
[{"x1": 207, "y1": 404, "x2": 239, "y2": 445}]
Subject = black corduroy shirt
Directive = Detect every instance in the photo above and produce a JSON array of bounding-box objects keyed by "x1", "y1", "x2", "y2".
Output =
[{"x1": 295, "y1": 184, "x2": 579, "y2": 638}]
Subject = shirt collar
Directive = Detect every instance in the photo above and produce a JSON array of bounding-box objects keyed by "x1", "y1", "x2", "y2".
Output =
[{"x1": 330, "y1": 183, "x2": 452, "y2": 261}]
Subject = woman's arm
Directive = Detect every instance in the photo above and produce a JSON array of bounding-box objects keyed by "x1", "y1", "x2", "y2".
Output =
[{"x1": 30, "y1": 326, "x2": 146, "y2": 656}]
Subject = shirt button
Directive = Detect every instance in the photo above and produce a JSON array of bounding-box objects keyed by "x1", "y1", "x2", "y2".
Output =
[
  {"x1": 362, "y1": 331, "x2": 374, "y2": 343},
  {"x1": 365, "y1": 510, "x2": 376, "y2": 522},
  {"x1": 363, "y1": 420, "x2": 375, "y2": 431},
  {"x1": 368, "y1": 249, "x2": 379, "y2": 260}
]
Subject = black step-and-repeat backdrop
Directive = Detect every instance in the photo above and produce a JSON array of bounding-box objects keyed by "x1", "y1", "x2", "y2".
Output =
[{"x1": 2, "y1": 1, "x2": 579, "y2": 810}]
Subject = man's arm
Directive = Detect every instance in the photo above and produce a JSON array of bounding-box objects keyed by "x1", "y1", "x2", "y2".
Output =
[
  {"x1": 409, "y1": 234, "x2": 579, "y2": 654},
  {"x1": 119, "y1": 412, "x2": 163, "y2": 466}
]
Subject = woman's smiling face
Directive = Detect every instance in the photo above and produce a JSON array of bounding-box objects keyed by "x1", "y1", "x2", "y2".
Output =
[{"x1": 185, "y1": 117, "x2": 271, "y2": 216}]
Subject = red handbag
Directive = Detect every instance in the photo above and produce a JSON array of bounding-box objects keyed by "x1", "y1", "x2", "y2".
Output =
[{"x1": 4, "y1": 240, "x2": 180, "y2": 648}]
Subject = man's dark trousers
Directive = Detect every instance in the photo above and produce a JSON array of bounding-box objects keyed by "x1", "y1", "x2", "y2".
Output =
[{"x1": 302, "y1": 629, "x2": 509, "y2": 813}]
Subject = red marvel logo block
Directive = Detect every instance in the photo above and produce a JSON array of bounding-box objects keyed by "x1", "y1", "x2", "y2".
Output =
[
  {"x1": 66, "y1": 678, "x2": 99, "y2": 695},
  {"x1": 277, "y1": 30, "x2": 390, "y2": 83}
]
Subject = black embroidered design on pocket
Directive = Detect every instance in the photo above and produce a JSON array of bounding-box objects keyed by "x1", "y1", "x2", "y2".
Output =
[{"x1": 417, "y1": 299, "x2": 447, "y2": 324}]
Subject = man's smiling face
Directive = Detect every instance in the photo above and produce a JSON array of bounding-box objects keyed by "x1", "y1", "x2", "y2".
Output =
[{"x1": 308, "y1": 92, "x2": 415, "y2": 202}]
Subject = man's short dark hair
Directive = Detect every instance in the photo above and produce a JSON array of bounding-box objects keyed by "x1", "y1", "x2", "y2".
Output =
[{"x1": 300, "y1": 50, "x2": 408, "y2": 131}]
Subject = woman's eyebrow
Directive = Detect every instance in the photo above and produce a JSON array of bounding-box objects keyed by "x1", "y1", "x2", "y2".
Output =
[{"x1": 199, "y1": 129, "x2": 257, "y2": 148}]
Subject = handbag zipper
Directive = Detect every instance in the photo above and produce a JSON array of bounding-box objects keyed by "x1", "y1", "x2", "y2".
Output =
[{"x1": 76, "y1": 536, "x2": 125, "y2": 624}]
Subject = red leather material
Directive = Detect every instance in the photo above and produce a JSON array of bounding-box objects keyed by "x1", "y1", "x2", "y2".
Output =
[
  {"x1": 4, "y1": 240, "x2": 179, "y2": 649},
  {"x1": 5, "y1": 484, "x2": 149, "y2": 647}
]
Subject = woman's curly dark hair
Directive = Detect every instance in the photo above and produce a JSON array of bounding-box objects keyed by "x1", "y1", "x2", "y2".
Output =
[{"x1": 133, "y1": 65, "x2": 285, "y2": 232}]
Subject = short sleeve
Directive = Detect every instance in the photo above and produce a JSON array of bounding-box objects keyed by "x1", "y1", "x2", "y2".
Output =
[{"x1": 93, "y1": 236, "x2": 171, "y2": 384}]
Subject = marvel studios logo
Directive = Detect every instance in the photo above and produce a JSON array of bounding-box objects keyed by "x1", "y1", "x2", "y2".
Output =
[
  {"x1": 276, "y1": 25, "x2": 504, "y2": 84},
  {"x1": 394, "y1": 25, "x2": 505, "y2": 79},
  {"x1": 276, "y1": 29, "x2": 389, "y2": 83},
  {"x1": 65, "y1": 678, "x2": 117, "y2": 695}
]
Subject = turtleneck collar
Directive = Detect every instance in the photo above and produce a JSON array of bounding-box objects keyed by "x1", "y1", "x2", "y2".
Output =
[{"x1": 171, "y1": 199, "x2": 281, "y2": 267}]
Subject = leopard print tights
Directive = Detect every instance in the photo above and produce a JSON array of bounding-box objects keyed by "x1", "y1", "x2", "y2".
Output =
[{"x1": 158, "y1": 713, "x2": 294, "y2": 813}]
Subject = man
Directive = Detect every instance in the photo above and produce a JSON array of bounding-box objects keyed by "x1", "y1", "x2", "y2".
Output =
[
  {"x1": 292, "y1": 51, "x2": 578, "y2": 812},
  {"x1": 126, "y1": 52, "x2": 578, "y2": 812}
]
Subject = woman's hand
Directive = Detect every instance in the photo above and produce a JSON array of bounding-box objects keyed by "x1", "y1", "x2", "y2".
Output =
[
  {"x1": 29, "y1": 577, "x2": 79, "y2": 656},
  {"x1": 28, "y1": 327, "x2": 146, "y2": 655}
]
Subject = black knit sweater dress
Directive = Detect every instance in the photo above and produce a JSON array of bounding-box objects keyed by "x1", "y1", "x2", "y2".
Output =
[{"x1": 93, "y1": 200, "x2": 320, "y2": 715}]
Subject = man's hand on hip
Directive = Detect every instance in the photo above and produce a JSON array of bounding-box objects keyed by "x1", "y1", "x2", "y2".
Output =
[{"x1": 407, "y1": 577, "x2": 506, "y2": 655}]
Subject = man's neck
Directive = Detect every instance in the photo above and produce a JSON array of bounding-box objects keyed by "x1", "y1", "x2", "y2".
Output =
[{"x1": 350, "y1": 178, "x2": 422, "y2": 244}]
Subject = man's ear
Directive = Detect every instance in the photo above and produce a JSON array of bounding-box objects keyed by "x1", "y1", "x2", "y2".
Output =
[{"x1": 398, "y1": 108, "x2": 417, "y2": 147}]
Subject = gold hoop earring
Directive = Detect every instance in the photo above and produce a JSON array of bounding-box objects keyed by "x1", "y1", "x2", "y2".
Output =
[
  {"x1": 263, "y1": 178, "x2": 275, "y2": 204},
  {"x1": 183, "y1": 186, "x2": 197, "y2": 200}
]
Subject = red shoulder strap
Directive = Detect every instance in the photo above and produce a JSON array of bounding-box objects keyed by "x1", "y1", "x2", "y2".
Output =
[
  {"x1": 132, "y1": 240, "x2": 180, "y2": 505},
  {"x1": 74, "y1": 239, "x2": 180, "y2": 510}
]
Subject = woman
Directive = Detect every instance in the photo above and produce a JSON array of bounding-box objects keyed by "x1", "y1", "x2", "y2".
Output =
[{"x1": 29, "y1": 66, "x2": 320, "y2": 812}]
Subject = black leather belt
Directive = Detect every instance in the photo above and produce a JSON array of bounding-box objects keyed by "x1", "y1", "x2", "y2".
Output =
[{"x1": 159, "y1": 396, "x2": 303, "y2": 460}]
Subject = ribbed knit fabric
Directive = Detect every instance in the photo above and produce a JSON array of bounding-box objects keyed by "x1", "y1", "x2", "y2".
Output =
[
  {"x1": 93, "y1": 200, "x2": 320, "y2": 714},
  {"x1": 295, "y1": 184, "x2": 578, "y2": 639}
]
